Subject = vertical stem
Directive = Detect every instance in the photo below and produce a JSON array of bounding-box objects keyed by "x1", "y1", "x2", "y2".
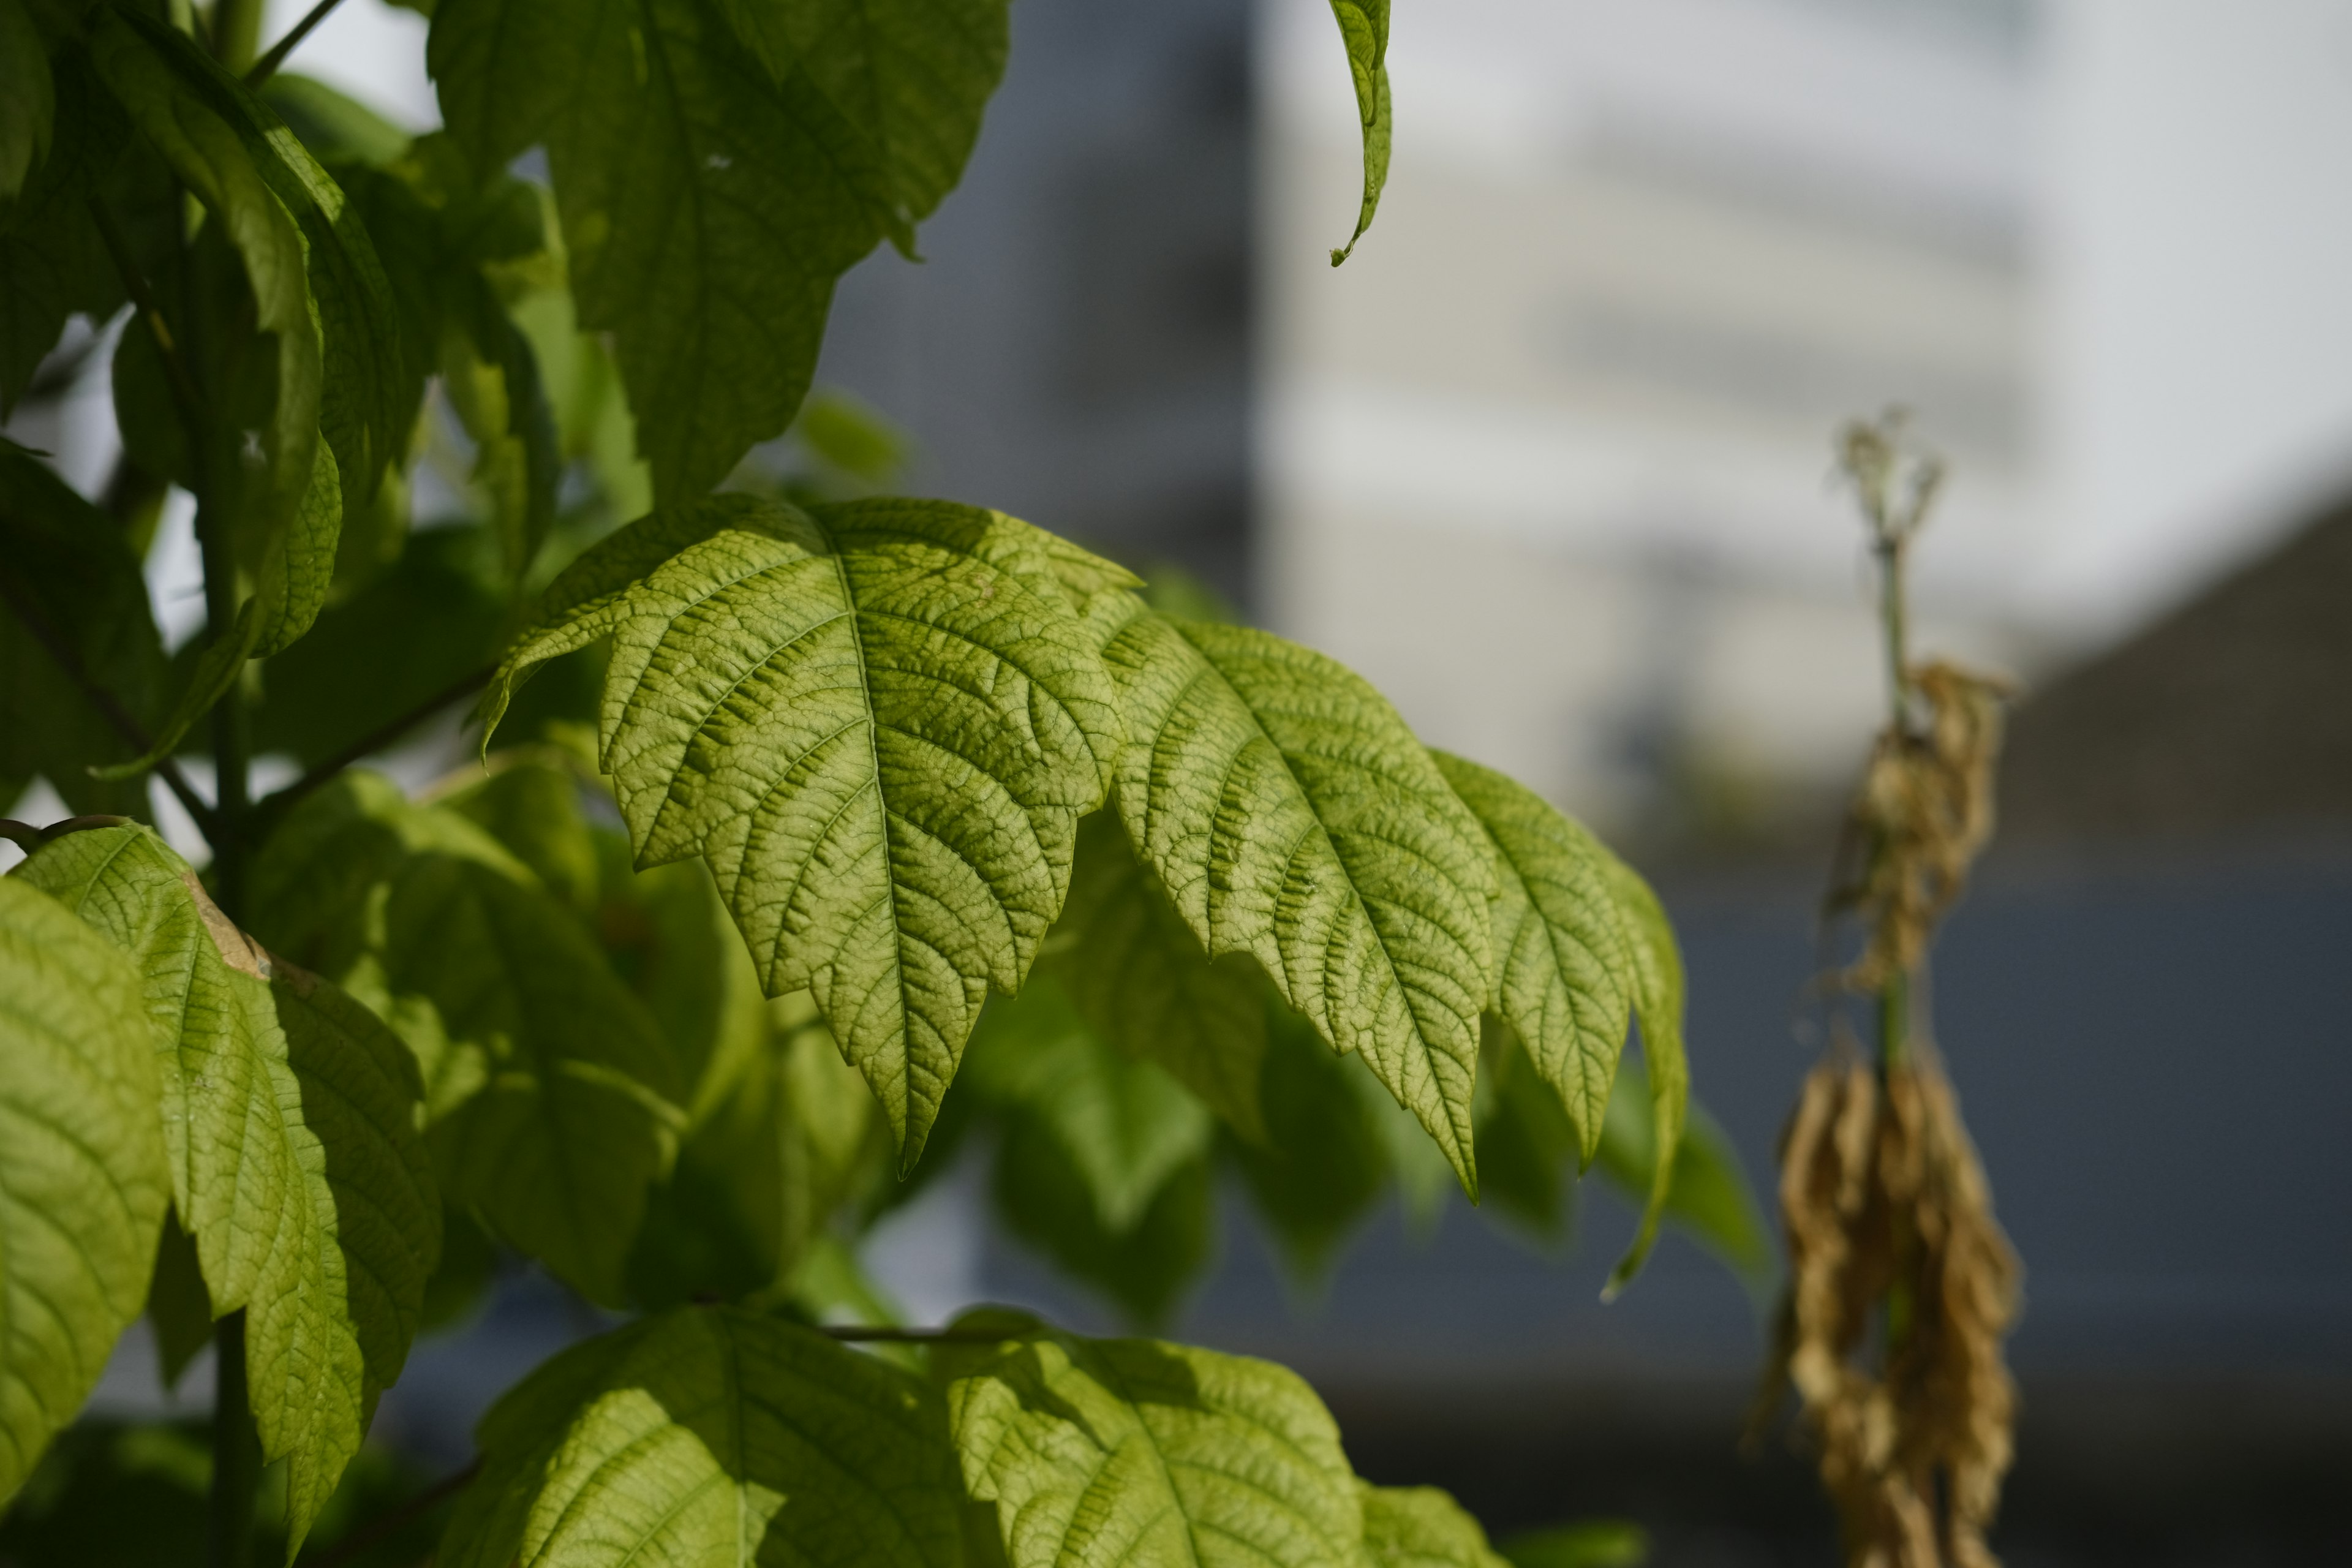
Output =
[
  {"x1": 208, "y1": 1313, "x2": 260, "y2": 1568},
  {"x1": 209, "y1": 0, "x2": 268, "y2": 74}
]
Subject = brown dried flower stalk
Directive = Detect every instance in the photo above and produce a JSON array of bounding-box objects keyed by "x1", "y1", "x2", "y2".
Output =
[
  {"x1": 1754, "y1": 413, "x2": 2022, "y2": 1567},
  {"x1": 1757, "y1": 1038, "x2": 2020, "y2": 1568}
]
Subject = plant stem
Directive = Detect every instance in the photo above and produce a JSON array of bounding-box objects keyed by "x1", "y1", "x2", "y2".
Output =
[
  {"x1": 208, "y1": 1313, "x2": 261, "y2": 1568},
  {"x1": 244, "y1": 0, "x2": 352, "y2": 89},
  {"x1": 209, "y1": 0, "x2": 269, "y2": 75}
]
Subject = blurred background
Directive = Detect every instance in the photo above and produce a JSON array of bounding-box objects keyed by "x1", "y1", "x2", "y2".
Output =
[{"x1": 12, "y1": 0, "x2": 2351, "y2": 1562}]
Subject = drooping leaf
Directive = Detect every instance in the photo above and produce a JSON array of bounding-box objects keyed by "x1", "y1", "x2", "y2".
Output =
[
  {"x1": 1104, "y1": 608, "x2": 1494, "y2": 1189},
  {"x1": 1324, "y1": 0, "x2": 1390, "y2": 266},
  {"x1": 1596, "y1": 1057, "x2": 1771, "y2": 1292},
  {"x1": 440, "y1": 1306, "x2": 965, "y2": 1568},
  {"x1": 950, "y1": 1328, "x2": 1364, "y2": 1568},
  {"x1": 1600, "y1": 860, "x2": 1689, "y2": 1297},
  {"x1": 962, "y1": 974, "x2": 1214, "y2": 1235},
  {"x1": 1471, "y1": 1020, "x2": 1579, "y2": 1243},
  {"x1": 0, "y1": 439, "x2": 165, "y2": 816},
  {"x1": 481, "y1": 496, "x2": 1126, "y2": 1166},
  {"x1": 431, "y1": 0, "x2": 1003, "y2": 499},
  {"x1": 1432, "y1": 752, "x2": 1634, "y2": 1167},
  {"x1": 0, "y1": 876, "x2": 168, "y2": 1506},
  {"x1": 0, "y1": 0, "x2": 52, "y2": 203},
  {"x1": 1050, "y1": 811, "x2": 1268, "y2": 1141},
  {"x1": 1227, "y1": 993, "x2": 1391, "y2": 1279},
  {"x1": 1360, "y1": 1483, "x2": 1513, "y2": 1568},
  {"x1": 993, "y1": 1131, "x2": 1216, "y2": 1329},
  {"x1": 249, "y1": 772, "x2": 682, "y2": 1306},
  {"x1": 15, "y1": 824, "x2": 441, "y2": 1551}
]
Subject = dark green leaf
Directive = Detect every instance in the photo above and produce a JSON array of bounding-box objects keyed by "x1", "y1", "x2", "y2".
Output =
[
  {"x1": 1599, "y1": 859, "x2": 1689, "y2": 1296},
  {"x1": 0, "y1": 439, "x2": 164, "y2": 815},
  {"x1": 0, "y1": 0, "x2": 53, "y2": 202},
  {"x1": 1501, "y1": 1521, "x2": 1651, "y2": 1568},
  {"x1": 1596, "y1": 1058, "x2": 1772, "y2": 1291},
  {"x1": 1229, "y1": 993, "x2": 1392, "y2": 1279},
  {"x1": 993, "y1": 1129, "x2": 1215, "y2": 1329},
  {"x1": 430, "y1": 0, "x2": 1006, "y2": 499}
]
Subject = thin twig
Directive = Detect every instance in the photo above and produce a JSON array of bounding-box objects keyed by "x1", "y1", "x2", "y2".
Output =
[
  {"x1": 303, "y1": 1458, "x2": 481, "y2": 1568},
  {"x1": 243, "y1": 0, "x2": 350, "y2": 89},
  {"x1": 253, "y1": 664, "x2": 496, "y2": 828},
  {"x1": 820, "y1": 1324, "x2": 1018, "y2": 1344},
  {"x1": 0, "y1": 571, "x2": 220, "y2": 834}
]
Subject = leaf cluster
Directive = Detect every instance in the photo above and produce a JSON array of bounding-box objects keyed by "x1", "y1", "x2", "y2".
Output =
[{"x1": 0, "y1": 0, "x2": 1765, "y2": 1561}]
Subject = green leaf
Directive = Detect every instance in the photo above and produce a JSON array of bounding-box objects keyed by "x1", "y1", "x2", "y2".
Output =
[
  {"x1": 1596, "y1": 1059, "x2": 1771, "y2": 1292},
  {"x1": 1599, "y1": 860, "x2": 1688, "y2": 1298},
  {"x1": 15, "y1": 824, "x2": 441, "y2": 1552},
  {"x1": 249, "y1": 772, "x2": 683, "y2": 1306},
  {"x1": 1471, "y1": 1020, "x2": 1579, "y2": 1243},
  {"x1": 145, "y1": 1211, "x2": 213, "y2": 1391},
  {"x1": 0, "y1": 876, "x2": 168, "y2": 1506},
  {"x1": 0, "y1": 48, "x2": 168, "y2": 418},
  {"x1": 1050, "y1": 812, "x2": 1268, "y2": 1142},
  {"x1": 950, "y1": 1329, "x2": 1363, "y2": 1568},
  {"x1": 0, "y1": 439, "x2": 165, "y2": 816},
  {"x1": 431, "y1": 0, "x2": 901, "y2": 499},
  {"x1": 714, "y1": 0, "x2": 1009, "y2": 227},
  {"x1": 444, "y1": 756, "x2": 604, "y2": 919},
  {"x1": 1227, "y1": 994, "x2": 1391, "y2": 1279},
  {"x1": 260, "y1": 74, "x2": 413, "y2": 169},
  {"x1": 1324, "y1": 0, "x2": 1390, "y2": 266},
  {"x1": 1431, "y1": 752, "x2": 1633, "y2": 1167},
  {"x1": 962, "y1": 974, "x2": 1213, "y2": 1235},
  {"x1": 246, "y1": 524, "x2": 508, "y2": 771},
  {"x1": 1360, "y1": 1483, "x2": 1512, "y2": 1568},
  {"x1": 0, "y1": 0, "x2": 52, "y2": 203},
  {"x1": 91, "y1": 9, "x2": 404, "y2": 680},
  {"x1": 993, "y1": 1132, "x2": 1215, "y2": 1329},
  {"x1": 1103, "y1": 609, "x2": 1495, "y2": 1191},
  {"x1": 1500, "y1": 1521, "x2": 1651, "y2": 1568},
  {"x1": 440, "y1": 1305, "x2": 965, "y2": 1568},
  {"x1": 483, "y1": 496, "x2": 1126, "y2": 1166}
]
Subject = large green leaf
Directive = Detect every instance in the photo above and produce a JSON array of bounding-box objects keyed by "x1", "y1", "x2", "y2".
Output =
[
  {"x1": 993, "y1": 1131, "x2": 1216, "y2": 1329},
  {"x1": 1431, "y1": 753, "x2": 1633, "y2": 1167},
  {"x1": 950, "y1": 1329, "x2": 1364, "y2": 1568},
  {"x1": 1049, "y1": 812, "x2": 1268, "y2": 1141},
  {"x1": 0, "y1": 877, "x2": 167, "y2": 1506},
  {"x1": 1324, "y1": 0, "x2": 1390, "y2": 266},
  {"x1": 431, "y1": 0, "x2": 1005, "y2": 499},
  {"x1": 1360, "y1": 1484, "x2": 1512, "y2": 1568},
  {"x1": 482, "y1": 496, "x2": 1126, "y2": 1165},
  {"x1": 0, "y1": 440, "x2": 164, "y2": 816},
  {"x1": 440, "y1": 1306, "x2": 964, "y2": 1568},
  {"x1": 249, "y1": 772, "x2": 682, "y2": 1306},
  {"x1": 15, "y1": 824, "x2": 440, "y2": 1551},
  {"x1": 1102, "y1": 609, "x2": 1494, "y2": 1189}
]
